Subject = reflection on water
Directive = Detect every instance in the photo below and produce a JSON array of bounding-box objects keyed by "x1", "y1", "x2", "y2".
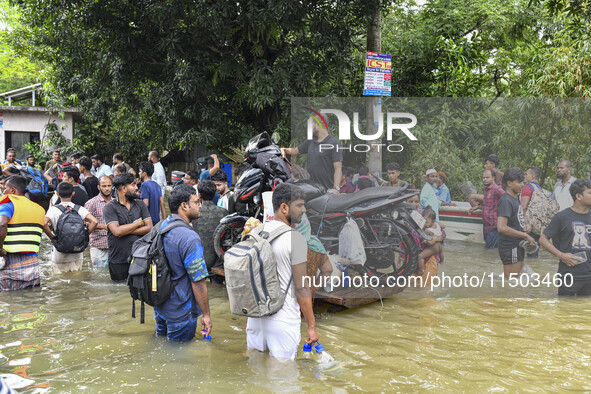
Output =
[{"x1": 2, "y1": 240, "x2": 591, "y2": 392}]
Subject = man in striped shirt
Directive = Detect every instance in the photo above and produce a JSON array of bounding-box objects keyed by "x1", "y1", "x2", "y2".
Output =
[
  {"x1": 84, "y1": 176, "x2": 113, "y2": 267},
  {"x1": 469, "y1": 169, "x2": 504, "y2": 249}
]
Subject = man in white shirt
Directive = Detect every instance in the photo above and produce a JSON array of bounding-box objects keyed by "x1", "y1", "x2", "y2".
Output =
[
  {"x1": 91, "y1": 154, "x2": 114, "y2": 180},
  {"x1": 211, "y1": 170, "x2": 233, "y2": 212},
  {"x1": 246, "y1": 183, "x2": 319, "y2": 361},
  {"x1": 552, "y1": 160, "x2": 577, "y2": 211},
  {"x1": 149, "y1": 150, "x2": 167, "y2": 197},
  {"x1": 43, "y1": 181, "x2": 98, "y2": 274}
]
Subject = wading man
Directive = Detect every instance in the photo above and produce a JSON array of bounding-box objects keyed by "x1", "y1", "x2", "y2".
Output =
[
  {"x1": 540, "y1": 179, "x2": 591, "y2": 296},
  {"x1": 0, "y1": 176, "x2": 45, "y2": 290},
  {"x1": 139, "y1": 161, "x2": 166, "y2": 224},
  {"x1": 246, "y1": 183, "x2": 319, "y2": 361},
  {"x1": 469, "y1": 169, "x2": 504, "y2": 249},
  {"x1": 154, "y1": 184, "x2": 212, "y2": 341},
  {"x1": 191, "y1": 180, "x2": 227, "y2": 270},
  {"x1": 84, "y1": 176, "x2": 113, "y2": 267},
  {"x1": 44, "y1": 181, "x2": 98, "y2": 273},
  {"x1": 469, "y1": 154, "x2": 505, "y2": 208},
  {"x1": 148, "y1": 151, "x2": 167, "y2": 197},
  {"x1": 420, "y1": 169, "x2": 442, "y2": 221},
  {"x1": 497, "y1": 168, "x2": 537, "y2": 278},
  {"x1": 103, "y1": 173, "x2": 152, "y2": 281},
  {"x1": 552, "y1": 160, "x2": 577, "y2": 212}
]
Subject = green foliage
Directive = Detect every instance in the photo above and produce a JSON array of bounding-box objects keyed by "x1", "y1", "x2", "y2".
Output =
[
  {"x1": 0, "y1": 0, "x2": 42, "y2": 97},
  {"x1": 23, "y1": 120, "x2": 85, "y2": 164},
  {"x1": 8, "y1": 0, "x2": 591, "y2": 199},
  {"x1": 12, "y1": 0, "x2": 374, "y2": 153},
  {"x1": 383, "y1": 0, "x2": 545, "y2": 98}
]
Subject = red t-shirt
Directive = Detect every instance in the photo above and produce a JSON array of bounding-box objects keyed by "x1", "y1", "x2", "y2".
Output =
[{"x1": 521, "y1": 183, "x2": 534, "y2": 198}]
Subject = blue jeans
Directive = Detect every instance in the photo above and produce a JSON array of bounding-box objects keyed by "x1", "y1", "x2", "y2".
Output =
[
  {"x1": 484, "y1": 229, "x2": 499, "y2": 249},
  {"x1": 154, "y1": 312, "x2": 198, "y2": 342}
]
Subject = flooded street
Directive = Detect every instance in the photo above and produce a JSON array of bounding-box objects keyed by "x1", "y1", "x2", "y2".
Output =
[{"x1": 2, "y1": 239, "x2": 591, "y2": 392}]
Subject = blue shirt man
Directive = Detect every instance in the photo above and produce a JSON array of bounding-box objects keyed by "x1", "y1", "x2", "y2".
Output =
[
  {"x1": 436, "y1": 183, "x2": 452, "y2": 204},
  {"x1": 140, "y1": 180, "x2": 163, "y2": 224},
  {"x1": 420, "y1": 169, "x2": 442, "y2": 221},
  {"x1": 199, "y1": 154, "x2": 219, "y2": 181},
  {"x1": 139, "y1": 161, "x2": 166, "y2": 225},
  {"x1": 153, "y1": 184, "x2": 212, "y2": 342}
]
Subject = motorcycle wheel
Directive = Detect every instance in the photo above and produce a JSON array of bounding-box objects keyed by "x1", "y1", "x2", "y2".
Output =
[
  {"x1": 213, "y1": 217, "x2": 247, "y2": 260},
  {"x1": 354, "y1": 220, "x2": 419, "y2": 282}
]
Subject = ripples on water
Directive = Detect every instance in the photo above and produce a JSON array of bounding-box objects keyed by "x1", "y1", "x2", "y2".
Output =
[{"x1": 2, "y1": 240, "x2": 591, "y2": 392}]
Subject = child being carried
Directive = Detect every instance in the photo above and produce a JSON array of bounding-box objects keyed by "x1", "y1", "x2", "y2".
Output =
[{"x1": 417, "y1": 208, "x2": 445, "y2": 274}]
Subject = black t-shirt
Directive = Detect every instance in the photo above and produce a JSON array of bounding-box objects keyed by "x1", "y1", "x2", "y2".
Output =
[
  {"x1": 297, "y1": 134, "x2": 343, "y2": 190},
  {"x1": 56, "y1": 184, "x2": 89, "y2": 206},
  {"x1": 543, "y1": 208, "x2": 591, "y2": 279},
  {"x1": 497, "y1": 193, "x2": 524, "y2": 248},
  {"x1": 103, "y1": 199, "x2": 151, "y2": 264},
  {"x1": 83, "y1": 176, "x2": 99, "y2": 199}
]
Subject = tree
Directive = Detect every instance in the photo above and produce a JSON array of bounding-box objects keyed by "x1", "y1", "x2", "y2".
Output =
[
  {"x1": 0, "y1": 0, "x2": 42, "y2": 96},
  {"x1": 12, "y1": 0, "x2": 376, "y2": 155}
]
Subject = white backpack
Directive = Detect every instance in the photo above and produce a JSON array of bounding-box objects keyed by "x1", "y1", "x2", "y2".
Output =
[{"x1": 224, "y1": 224, "x2": 292, "y2": 317}]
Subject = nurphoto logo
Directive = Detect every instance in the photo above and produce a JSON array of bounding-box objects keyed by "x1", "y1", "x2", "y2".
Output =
[{"x1": 304, "y1": 106, "x2": 418, "y2": 153}]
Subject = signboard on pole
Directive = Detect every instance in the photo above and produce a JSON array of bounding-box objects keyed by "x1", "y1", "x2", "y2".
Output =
[{"x1": 363, "y1": 52, "x2": 392, "y2": 96}]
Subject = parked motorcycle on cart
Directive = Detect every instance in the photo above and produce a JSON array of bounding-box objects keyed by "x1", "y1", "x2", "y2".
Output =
[{"x1": 213, "y1": 132, "x2": 430, "y2": 282}]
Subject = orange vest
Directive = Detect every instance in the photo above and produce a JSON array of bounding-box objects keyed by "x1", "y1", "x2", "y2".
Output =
[{"x1": 0, "y1": 194, "x2": 45, "y2": 254}]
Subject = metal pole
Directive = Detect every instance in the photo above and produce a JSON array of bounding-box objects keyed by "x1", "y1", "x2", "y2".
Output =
[{"x1": 367, "y1": 0, "x2": 382, "y2": 177}]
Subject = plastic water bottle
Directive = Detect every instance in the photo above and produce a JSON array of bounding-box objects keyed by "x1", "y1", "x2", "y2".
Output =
[
  {"x1": 313, "y1": 343, "x2": 335, "y2": 365},
  {"x1": 302, "y1": 342, "x2": 335, "y2": 365},
  {"x1": 302, "y1": 342, "x2": 314, "y2": 359},
  {"x1": 337, "y1": 264, "x2": 350, "y2": 287}
]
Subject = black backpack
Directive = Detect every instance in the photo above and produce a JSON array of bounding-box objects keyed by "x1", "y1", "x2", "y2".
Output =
[
  {"x1": 53, "y1": 205, "x2": 89, "y2": 253},
  {"x1": 127, "y1": 219, "x2": 192, "y2": 323}
]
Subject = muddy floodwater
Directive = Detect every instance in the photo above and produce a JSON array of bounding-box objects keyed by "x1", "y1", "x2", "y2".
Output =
[{"x1": 2, "y1": 239, "x2": 591, "y2": 392}]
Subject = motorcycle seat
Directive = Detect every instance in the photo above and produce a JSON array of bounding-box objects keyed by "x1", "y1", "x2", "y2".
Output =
[{"x1": 306, "y1": 185, "x2": 407, "y2": 213}]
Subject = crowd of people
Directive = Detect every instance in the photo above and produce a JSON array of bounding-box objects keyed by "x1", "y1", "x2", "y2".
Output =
[
  {"x1": 1, "y1": 139, "x2": 591, "y2": 362},
  {"x1": 282, "y1": 125, "x2": 591, "y2": 297},
  {"x1": 461, "y1": 155, "x2": 591, "y2": 296},
  {"x1": 0, "y1": 150, "x2": 171, "y2": 283}
]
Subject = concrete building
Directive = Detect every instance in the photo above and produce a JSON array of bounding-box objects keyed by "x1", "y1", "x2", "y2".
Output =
[{"x1": 0, "y1": 85, "x2": 80, "y2": 161}]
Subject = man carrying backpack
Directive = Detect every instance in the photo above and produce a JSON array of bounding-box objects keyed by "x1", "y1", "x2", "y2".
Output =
[
  {"x1": 153, "y1": 184, "x2": 212, "y2": 341},
  {"x1": 43, "y1": 182, "x2": 98, "y2": 273},
  {"x1": 520, "y1": 166, "x2": 559, "y2": 258},
  {"x1": 245, "y1": 183, "x2": 318, "y2": 361}
]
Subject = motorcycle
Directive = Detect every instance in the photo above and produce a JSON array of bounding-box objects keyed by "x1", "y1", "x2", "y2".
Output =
[
  {"x1": 301, "y1": 182, "x2": 428, "y2": 280},
  {"x1": 213, "y1": 132, "x2": 430, "y2": 281},
  {"x1": 212, "y1": 132, "x2": 290, "y2": 256}
]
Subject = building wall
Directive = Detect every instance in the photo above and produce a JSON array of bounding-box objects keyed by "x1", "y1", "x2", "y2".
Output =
[{"x1": 0, "y1": 106, "x2": 76, "y2": 161}]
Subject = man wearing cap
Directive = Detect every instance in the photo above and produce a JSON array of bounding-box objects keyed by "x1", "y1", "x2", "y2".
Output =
[{"x1": 420, "y1": 169, "x2": 442, "y2": 221}]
